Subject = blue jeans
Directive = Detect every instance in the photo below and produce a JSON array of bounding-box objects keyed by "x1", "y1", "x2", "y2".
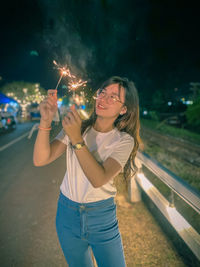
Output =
[{"x1": 56, "y1": 191, "x2": 126, "y2": 267}]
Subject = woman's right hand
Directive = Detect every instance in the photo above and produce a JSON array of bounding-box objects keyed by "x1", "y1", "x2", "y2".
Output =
[{"x1": 39, "y1": 89, "x2": 58, "y2": 124}]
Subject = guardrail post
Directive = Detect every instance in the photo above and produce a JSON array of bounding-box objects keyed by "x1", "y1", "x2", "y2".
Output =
[
  {"x1": 128, "y1": 158, "x2": 142, "y2": 202},
  {"x1": 169, "y1": 189, "x2": 175, "y2": 208},
  {"x1": 128, "y1": 174, "x2": 142, "y2": 202}
]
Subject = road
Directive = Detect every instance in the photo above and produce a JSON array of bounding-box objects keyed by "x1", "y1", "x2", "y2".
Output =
[{"x1": 0, "y1": 122, "x2": 67, "y2": 266}]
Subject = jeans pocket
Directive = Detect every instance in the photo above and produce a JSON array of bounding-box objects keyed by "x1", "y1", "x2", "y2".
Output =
[{"x1": 56, "y1": 200, "x2": 79, "y2": 230}]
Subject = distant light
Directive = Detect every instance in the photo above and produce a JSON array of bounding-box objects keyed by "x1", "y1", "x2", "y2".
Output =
[
  {"x1": 168, "y1": 101, "x2": 172, "y2": 106},
  {"x1": 143, "y1": 110, "x2": 148, "y2": 115},
  {"x1": 186, "y1": 100, "x2": 193, "y2": 105},
  {"x1": 57, "y1": 99, "x2": 62, "y2": 108},
  {"x1": 10, "y1": 102, "x2": 18, "y2": 107},
  {"x1": 23, "y1": 88, "x2": 28, "y2": 94},
  {"x1": 180, "y1": 98, "x2": 193, "y2": 105}
]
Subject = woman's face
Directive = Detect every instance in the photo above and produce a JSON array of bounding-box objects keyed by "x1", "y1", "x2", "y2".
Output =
[{"x1": 95, "y1": 83, "x2": 127, "y2": 119}]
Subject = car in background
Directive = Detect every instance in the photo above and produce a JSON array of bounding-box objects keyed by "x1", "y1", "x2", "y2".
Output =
[{"x1": 0, "y1": 111, "x2": 17, "y2": 133}]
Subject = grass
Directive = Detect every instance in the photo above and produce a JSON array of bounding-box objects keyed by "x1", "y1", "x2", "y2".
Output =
[
  {"x1": 142, "y1": 141, "x2": 200, "y2": 192},
  {"x1": 141, "y1": 118, "x2": 200, "y2": 145}
]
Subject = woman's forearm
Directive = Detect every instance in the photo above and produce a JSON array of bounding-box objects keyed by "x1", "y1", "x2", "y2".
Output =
[
  {"x1": 33, "y1": 120, "x2": 51, "y2": 166},
  {"x1": 74, "y1": 144, "x2": 106, "y2": 188}
]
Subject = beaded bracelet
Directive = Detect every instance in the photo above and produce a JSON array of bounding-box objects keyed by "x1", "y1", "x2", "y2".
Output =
[{"x1": 38, "y1": 125, "x2": 52, "y2": 131}]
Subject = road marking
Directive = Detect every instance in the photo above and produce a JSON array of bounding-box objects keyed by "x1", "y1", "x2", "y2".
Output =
[{"x1": 0, "y1": 132, "x2": 30, "y2": 152}]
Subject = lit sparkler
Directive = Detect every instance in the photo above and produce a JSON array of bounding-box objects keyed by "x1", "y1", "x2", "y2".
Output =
[
  {"x1": 53, "y1": 60, "x2": 74, "y2": 90},
  {"x1": 53, "y1": 60, "x2": 87, "y2": 92},
  {"x1": 52, "y1": 60, "x2": 88, "y2": 121}
]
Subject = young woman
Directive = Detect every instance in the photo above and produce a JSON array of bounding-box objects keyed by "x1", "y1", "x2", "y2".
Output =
[{"x1": 33, "y1": 76, "x2": 141, "y2": 267}]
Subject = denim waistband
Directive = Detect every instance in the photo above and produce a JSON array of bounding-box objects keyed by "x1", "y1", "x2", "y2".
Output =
[{"x1": 58, "y1": 190, "x2": 115, "y2": 210}]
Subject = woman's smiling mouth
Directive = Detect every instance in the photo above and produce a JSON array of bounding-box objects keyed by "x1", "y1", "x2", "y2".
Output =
[{"x1": 97, "y1": 103, "x2": 106, "y2": 110}]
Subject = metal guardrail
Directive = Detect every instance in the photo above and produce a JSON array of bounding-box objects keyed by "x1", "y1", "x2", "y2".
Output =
[
  {"x1": 129, "y1": 151, "x2": 200, "y2": 261},
  {"x1": 137, "y1": 151, "x2": 200, "y2": 214}
]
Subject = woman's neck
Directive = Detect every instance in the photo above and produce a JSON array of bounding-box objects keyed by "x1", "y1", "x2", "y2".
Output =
[{"x1": 93, "y1": 117, "x2": 114, "y2": 133}]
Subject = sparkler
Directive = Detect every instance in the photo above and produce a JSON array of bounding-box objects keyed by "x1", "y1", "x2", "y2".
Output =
[
  {"x1": 53, "y1": 60, "x2": 87, "y2": 93},
  {"x1": 53, "y1": 60, "x2": 72, "y2": 91},
  {"x1": 52, "y1": 60, "x2": 88, "y2": 122}
]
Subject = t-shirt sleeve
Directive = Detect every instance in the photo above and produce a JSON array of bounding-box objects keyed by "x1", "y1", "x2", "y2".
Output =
[
  {"x1": 54, "y1": 128, "x2": 70, "y2": 145},
  {"x1": 108, "y1": 134, "x2": 134, "y2": 170}
]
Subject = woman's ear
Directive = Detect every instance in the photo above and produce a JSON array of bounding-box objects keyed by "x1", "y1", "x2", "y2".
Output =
[{"x1": 120, "y1": 106, "x2": 127, "y2": 115}]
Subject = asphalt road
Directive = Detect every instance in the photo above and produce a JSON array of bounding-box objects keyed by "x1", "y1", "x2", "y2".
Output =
[{"x1": 0, "y1": 122, "x2": 67, "y2": 266}]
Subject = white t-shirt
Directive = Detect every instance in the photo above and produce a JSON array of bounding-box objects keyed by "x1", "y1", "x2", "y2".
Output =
[{"x1": 55, "y1": 126, "x2": 134, "y2": 203}]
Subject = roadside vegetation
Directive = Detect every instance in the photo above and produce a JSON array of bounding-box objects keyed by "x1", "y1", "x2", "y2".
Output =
[{"x1": 141, "y1": 118, "x2": 200, "y2": 145}]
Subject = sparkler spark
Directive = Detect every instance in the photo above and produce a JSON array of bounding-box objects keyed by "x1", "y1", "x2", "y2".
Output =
[
  {"x1": 52, "y1": 60, "x2": 88, "y2": 121},
  {"x1": 53, "y1": 60, "x2": 72, "y2": 90},
  {"x1": 53, "y1": 60, "x2": 87, "y2": 92},
  {"x1": 68, "y1": 79, "x2": 87, "y2": 91}
]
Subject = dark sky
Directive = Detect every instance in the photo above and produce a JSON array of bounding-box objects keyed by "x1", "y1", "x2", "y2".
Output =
[{"x1": 0, "y1": 0, "x2": 200, "y2": 104}]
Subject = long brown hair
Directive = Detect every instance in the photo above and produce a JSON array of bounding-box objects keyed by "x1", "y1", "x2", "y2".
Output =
[{"x1": 81, "y1": 76, "x2": 142, "y2": 186}]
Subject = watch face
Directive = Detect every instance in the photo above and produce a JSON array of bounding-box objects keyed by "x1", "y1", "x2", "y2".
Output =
[
  {"x1": 77, "y1": 144, "x2": 82, "y2": 149},
  {"x1": 72, "y1": 142, "x2": 85, "y2": 150}
]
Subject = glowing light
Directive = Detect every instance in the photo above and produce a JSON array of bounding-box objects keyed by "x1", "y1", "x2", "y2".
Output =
[
  {"x1": 68, "y1": 80, "x2": 87, "y2": 91},
  {"x1": 53, "y1": 60, "x2": 88, "y2": 124},
  {"x1": 53, "y1": 61, "x2": 70, "y2": 91},
  {"x1": 79, "y1": 109, "x2": 89, "y2": 119},
  {"x1": 62, "y1": 70, "x2": 67, "y2": 76},
  {"x1": 53, "y1": 60, "x2": 87, "y2": 93},
  {"x1": 185, "y1": 100, "x2": 193, "y2": 105}
]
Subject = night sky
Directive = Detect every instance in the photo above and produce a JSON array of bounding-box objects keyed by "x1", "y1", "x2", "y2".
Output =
[{"x1": 1, "y1": 0, "x2": 200, "y2": 105}]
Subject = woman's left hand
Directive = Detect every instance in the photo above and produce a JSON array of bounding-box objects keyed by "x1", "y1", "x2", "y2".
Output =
[{"x1": 62, "y1": 104, "x2": 83, "y2": 144}]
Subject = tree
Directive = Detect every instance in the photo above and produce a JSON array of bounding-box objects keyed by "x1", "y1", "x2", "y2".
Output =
[
  {"x1": 190, "y1": 82, "x2": 200, "y2": 101},
  {"x1": 0, "y1": 81, "x2": 46, "y2": 103},
  {"x1": 185, "y1": 96, "x2": 200, "y2": 132},
  {"x1": 0, "y1": 81, "x2": 47, "y2": 119}
]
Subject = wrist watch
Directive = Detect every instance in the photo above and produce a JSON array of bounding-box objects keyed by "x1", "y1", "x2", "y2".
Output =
[{"x1": 72, "y1": 141, "x2": 85, "y2": 150}]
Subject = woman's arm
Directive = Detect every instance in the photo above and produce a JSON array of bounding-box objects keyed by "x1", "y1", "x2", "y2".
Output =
[
  {"x1": 33, "y1": 89, "x2": 67, "y2": 166},
  {"x1": 72, "y1": 143, "x2": 122, "y2": 188},
  {"x1": 62, "y1": 105, "x2": 122, "y2": 188},
  {"x1": 33, "y1": 120, "x2": 66, "y2": 166}
]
